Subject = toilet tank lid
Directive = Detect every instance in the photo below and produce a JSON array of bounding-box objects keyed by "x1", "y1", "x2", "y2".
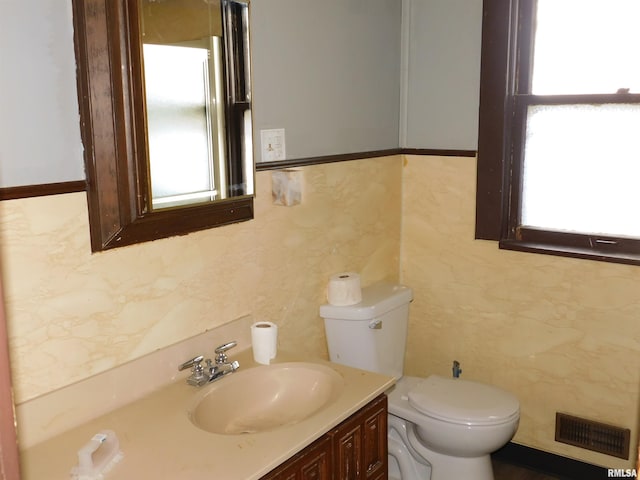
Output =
[{"x1": 320, "y1": 283, "x2": 413, "y2": 320}]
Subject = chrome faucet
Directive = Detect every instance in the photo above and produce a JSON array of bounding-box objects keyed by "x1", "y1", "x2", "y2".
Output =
[
  {"x1": 452, "y1": 360, "x2": 462, "y2": 378},
  {"x1": 179, "y1": 341, "x2": 240, "y2": 386}
]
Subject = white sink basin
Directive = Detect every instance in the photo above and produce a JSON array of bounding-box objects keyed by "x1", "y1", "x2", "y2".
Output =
[{"x1": 189, "y1": 362, "x2": 345, "y2": 435}]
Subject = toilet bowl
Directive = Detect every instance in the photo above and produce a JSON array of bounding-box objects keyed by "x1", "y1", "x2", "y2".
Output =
[
  {"x1": 387, "y1": 376, "x2": 519, "y2": 480},
  {"x1": 388, "y1": 414, "x2": 432, "y2": 480},
  {"x1": 320, "y1": 282, "x2": 520, "y2": 480}
]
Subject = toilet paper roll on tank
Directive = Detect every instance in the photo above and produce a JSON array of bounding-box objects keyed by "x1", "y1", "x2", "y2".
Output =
[
  {"x1": 251, "y1": 321, "x2": 278, "y2": 365},
  {"x1": 326, "y1": 272, "x2": 362, "y2": 306}
]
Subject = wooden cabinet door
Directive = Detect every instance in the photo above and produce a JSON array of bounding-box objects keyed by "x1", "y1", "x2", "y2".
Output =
[
  {"x1": 299, "y1": 442, "x2": 332, "y2": 480},
  {"x1": 362, "y1": 396, "x2": 387, "y2": 479},
  {"x1": 332, "y1": 394, "x2": 388, "y2": 480},
  {"x1": 261, "y1": 435, "x2": 332, "y2": 480},
  {"x1": 334, "y1": 422, "x2": 363, "y2": 479}
]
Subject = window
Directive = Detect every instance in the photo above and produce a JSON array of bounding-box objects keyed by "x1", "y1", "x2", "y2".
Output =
[
  {"x1": 476, "y1": 0, "x2": 640, "y2": 265},
  {"x1": 143, "y1": 41, "x2": 227, "y2": 209}
]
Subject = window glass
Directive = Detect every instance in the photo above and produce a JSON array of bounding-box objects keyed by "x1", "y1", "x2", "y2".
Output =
[
  {"x1": 522, "y1": 103, "x2": 640, "y2": 237},
  {"x1": 532, "y1": 0, "x2": 640, "y2": 95},
  {"x1": 143, "y1": 44, "x2": 215, "y2": 205}
]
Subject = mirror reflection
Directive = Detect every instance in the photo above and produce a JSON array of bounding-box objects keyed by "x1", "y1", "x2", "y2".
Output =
[{"x1": 139, "y1": 0, "x2": 253, "y2": 210}]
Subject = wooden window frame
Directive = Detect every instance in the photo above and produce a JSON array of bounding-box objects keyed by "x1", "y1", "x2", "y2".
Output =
[{"x1": 476, "y1": 0, "x2": 640, "y2": 266}]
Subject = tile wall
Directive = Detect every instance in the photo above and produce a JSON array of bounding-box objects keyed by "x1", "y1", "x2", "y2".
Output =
[
  {"x1": 0, "y1": 157, "x2": 402, "y2": 404},
  {"x1": 401, "y1": 155, "x2": 640, "y2": 469},
  {"x1": 2, "y1": 154, "x2": 639, "y2": 469}
]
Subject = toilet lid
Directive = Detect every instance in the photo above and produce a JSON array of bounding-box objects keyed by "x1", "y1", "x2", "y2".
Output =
[{"x1": 407, "y1": 375, "x2": 519, "y2": 425}]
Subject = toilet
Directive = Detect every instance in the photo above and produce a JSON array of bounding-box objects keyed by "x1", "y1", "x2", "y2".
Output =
[{"x1": 320, "y1": 283, "x2": 520, "y2": 480}]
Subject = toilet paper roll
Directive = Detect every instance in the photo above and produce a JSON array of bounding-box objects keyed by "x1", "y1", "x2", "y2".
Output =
[
  {"x1": 251, "y1": 322, "x2": 278, "y2": 365},
  {"x1": 327, "y1": 272, "x2": 362, "y2": 306}
]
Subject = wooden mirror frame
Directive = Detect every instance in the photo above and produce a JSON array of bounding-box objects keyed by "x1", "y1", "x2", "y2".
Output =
[{"x1": 72, "y1": 0, "x2": 254, "y2": 252}]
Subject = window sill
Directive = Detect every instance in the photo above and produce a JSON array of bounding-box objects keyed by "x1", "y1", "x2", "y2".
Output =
[{"x1": 499, "y1": 239, "x2": 640, "y2": 267}]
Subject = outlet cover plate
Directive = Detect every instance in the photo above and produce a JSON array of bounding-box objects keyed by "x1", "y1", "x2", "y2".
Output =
[{"x1": 261, "y1": 128, "x2": 286, "y2": 162}]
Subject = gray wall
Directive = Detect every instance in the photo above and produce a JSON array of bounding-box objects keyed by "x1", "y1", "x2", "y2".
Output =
[
  {"x1": 251, "y1": 0, "x2": 402, "y2": 162},
  {"x1": 400, "y1": 0, "x2": 482, "y2": 150},
  {"x1": 0, "y1": 0, "x2": 482, "y2": 187},
  {"x1": 0, "y1": 1, "x2": 85, "y2": 188}
]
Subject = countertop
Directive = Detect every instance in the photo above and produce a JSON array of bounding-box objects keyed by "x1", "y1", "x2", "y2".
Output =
[{"x1": 20, "y1": 349, "x2": 394, "y2": 480}]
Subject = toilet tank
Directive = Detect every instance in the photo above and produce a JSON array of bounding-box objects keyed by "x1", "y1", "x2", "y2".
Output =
[{"x1": 320, "y1": 283, "x2": 413, "y2": 379}]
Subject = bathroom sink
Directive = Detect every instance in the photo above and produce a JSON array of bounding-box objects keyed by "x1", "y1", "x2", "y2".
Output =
[{"x1": 189, "y1": 362, "x2": 345, "y2": 434}]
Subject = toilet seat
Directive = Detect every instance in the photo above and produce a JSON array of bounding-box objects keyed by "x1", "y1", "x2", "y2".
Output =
[{"x1": 407, "y1": 375, "x2": 519, "y2": 426}]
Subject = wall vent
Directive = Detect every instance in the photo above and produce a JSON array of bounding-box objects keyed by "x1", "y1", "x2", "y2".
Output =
[{"x1": 555, "y1": 412, "x2": 630, "y2": 459}]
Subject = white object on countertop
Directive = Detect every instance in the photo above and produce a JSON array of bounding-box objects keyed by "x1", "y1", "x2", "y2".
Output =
[
  {"x1": 251, "y1": 321, "x2": 278, "y2": 365},
  {"x1": 71, "y1": 430, "x2": 123, "y2": 480}
]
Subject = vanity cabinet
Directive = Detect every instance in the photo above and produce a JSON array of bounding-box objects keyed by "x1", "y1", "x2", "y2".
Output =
[
  {"x1": 333, "y1": 394, "x2": 387, "y2": 480},
  {"x1": 263, "y1": 435, "x2": 333, "y2": 480},
  {"x1": 261, "y1": 394, "x2": 388, "y2": 480}
]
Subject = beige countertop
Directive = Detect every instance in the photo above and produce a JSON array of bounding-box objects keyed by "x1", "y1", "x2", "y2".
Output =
[{"x1": 20, "y1": 349, "x2": 394, "y2": 480}]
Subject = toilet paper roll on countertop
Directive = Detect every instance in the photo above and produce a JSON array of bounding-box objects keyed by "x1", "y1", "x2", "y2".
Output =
[
  {"x1": 327, "y1": 272, "x2": 362, "y2": 306},
  {"x1": 251, "y1": 321, "x2": 278, "y2": 365}
]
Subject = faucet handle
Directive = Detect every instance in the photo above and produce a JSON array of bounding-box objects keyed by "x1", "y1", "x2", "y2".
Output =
[
  {"x1": 179, "y1": 355, "x2": 209, "y2": 386},
  {"x1": 214, "y1": 340, "x2": 237, "y2": 364},
  {"x1": 179, "y1": 355, "x2": 204, "y2": 372}
]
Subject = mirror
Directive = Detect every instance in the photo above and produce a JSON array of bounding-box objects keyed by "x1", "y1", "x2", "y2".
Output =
[
  {"x1": 72, "y1": 0, "x2": 253, "y2": 251},
  {"x1": 140, "y1": 0, "x2": 253, "y2": 209}
]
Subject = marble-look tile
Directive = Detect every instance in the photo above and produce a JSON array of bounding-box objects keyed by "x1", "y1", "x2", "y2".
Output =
[
  {"x1": 7, "y1": 153, "x2": 637, "y2": 469},
  {"x1": 0, "y1": 156, "x2": 402, "y2": 406},
  {"x1": 16, "y1": 315, "x2": 254, "y2": 448},
  {"x1": 401, "y1": 155, "x2": 640, "y2": 470}
]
